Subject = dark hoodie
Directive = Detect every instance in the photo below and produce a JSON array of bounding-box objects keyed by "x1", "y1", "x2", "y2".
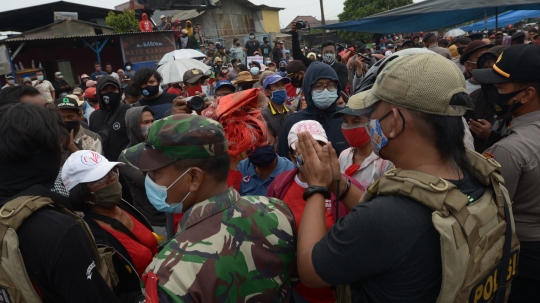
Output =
[
  {"x1": 89, "y1": 76, "x2": 131, "y2": 162},
  {"x1": 278, "y1": 59, "x2": 288, "y2": 77},
  {"x1": 277, "y1": 61, "x2": 349, "y2": 158},
  {"x1": 118, "y1": 106, "x2": 166, "y2": 226}
]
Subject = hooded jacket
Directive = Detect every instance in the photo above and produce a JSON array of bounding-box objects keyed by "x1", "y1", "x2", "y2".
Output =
[
  {"x1": 139, "y1": 13, "x2": 153, "y2": 32},
  {"x1": 89, "y1": 76, "x2": 131, "y2": 162},
  {"x1": 277, "y1": 62, "x2": 349, "y2": 158},
  {"x1": 278, "y1": 59, "x2": 288, "y2": 77},
  {"x1": 118, "y1": 106, "x2": 166, "y2": 226}
]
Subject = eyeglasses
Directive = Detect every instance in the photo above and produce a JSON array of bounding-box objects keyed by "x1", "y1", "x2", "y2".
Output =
[
  {"x1": 313, "y1": 83, "x2": 337, "y2": 92},
  {"x1": 91, "y1": 168, "x2": 119, "y2": 188}
]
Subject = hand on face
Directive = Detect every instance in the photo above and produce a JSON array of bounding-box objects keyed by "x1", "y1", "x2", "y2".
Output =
[{"x1": 295, "y1": 132, "x2": 333, "y2": 188}]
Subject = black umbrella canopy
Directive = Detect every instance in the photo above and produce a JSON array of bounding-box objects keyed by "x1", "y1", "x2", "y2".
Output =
[{"x1": 319, "y1": 0, "x2": 540, "y2": 33}]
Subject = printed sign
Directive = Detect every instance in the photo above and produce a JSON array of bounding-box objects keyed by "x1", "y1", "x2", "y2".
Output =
[
  {"x1": 246, "y1": 55, "x2": 263, "y2": 65},
  {"x1": 121, "y1": 32, "x2": 175, "y2": 63}
]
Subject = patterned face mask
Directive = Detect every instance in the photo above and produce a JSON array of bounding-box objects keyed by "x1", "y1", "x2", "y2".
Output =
[{"x1": 368, "y1": 109, "x2": 405, "y2": 157}]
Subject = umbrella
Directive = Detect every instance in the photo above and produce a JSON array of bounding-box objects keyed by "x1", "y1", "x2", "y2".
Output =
[
  {"x1": 158, "y1": 49, "x2": 207, "y2": 65},
  {"x1": 444, "y1": 28, "x2": 466, "y2": 37},
  {"x1": 157, "y1": 59, "x2": 211, "y2": 84}
]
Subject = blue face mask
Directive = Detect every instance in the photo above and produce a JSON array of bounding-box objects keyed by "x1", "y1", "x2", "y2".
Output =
[
  {"x1": 250, "y1": 67, "x2": 260, "y2": 75},
  {"x1": 312, "y1": 89, "x2": 338, "y2": 109},
  {"x1": 144, "y1": 168, "x2": 191, "y2": 213},
  {"x1": 369, "y1": 110, "x2": 402, "y2": 157},
  {"x1": 369, "y1": 119, "x2": 389, "y2": 157},
  {"x1": 270, "y1": 89, "x2": 287, "y2": 105},
  {"x1": 266, "y1": 60, "x2": 271, "y2": 65}
]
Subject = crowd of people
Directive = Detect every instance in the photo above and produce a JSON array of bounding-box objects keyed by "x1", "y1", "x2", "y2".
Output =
[{"x1": 0, "y1": 19, "x2": 539, "y2": 303}]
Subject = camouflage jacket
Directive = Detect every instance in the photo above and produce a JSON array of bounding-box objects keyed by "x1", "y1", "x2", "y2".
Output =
[{"x1": 146, "y1": 188, "x2": 297, "y2": 303}]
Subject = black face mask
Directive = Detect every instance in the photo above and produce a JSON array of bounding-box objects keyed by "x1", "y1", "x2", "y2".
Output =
[
  {"x1": 241, "y1": 84, "x2": 253, "y2": 90},
  {"x1": 141, "y1": 85, "x2": 160, "y2": 98},
  {"x1": 64, "y1": 120, "x2": 80, "y2": 134},
  {"x1": 486, "y1": 85, "x2": 526, "y2": 116},
  {"x1": 101, "y1": 91, "x2": 122, "y2": 107},
  {"x1": 291, "y1": 75, "x2": 303, "y2": 88},
  {"x1": 248, "y1": 145, "x2": 277, "y2": 167},
  {"x1": 279, "y1": 66, "x2": 286, "y2": 72}
]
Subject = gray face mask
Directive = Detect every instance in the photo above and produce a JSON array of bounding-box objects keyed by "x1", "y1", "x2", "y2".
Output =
[
  {"x1": 88, "y1": 180, "x2": 122, "y2": 208},
  {"x1": 312, "y1": 89, "x2": 338, "y2": 109}
]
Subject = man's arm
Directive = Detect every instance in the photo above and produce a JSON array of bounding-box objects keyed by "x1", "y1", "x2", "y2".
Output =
[
  {"x1": 486, "y1": 144, "x2": 521, "y2": 199},
  {"x1": 50, "y1": 225, "x2": 120, "y2": 302},
  {"x1": 335, "y1": 63, "x2": 349, "y2": 91},
  {"x1": 289, "y1": 24, "x2": 312, "y2": 67}
]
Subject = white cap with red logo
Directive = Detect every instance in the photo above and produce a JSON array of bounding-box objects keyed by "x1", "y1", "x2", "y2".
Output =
[
  {"x1": 287, "y1": 120, "x2": 328, "y2": 150},
  {"x1": 61, "y1": 150, "x2": 124, "y2": 191}
]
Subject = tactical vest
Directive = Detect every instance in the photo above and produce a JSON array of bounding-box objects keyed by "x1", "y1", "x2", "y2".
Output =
[
  {"x1": 0, "y1": 196, "x2": 118, "y2": 303},
  {"x1": 360, "y1": 149, "x2": 520, "y2": 303}
]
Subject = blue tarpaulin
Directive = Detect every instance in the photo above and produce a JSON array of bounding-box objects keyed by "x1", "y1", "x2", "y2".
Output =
[
  {"x1": 318, "y1": 0, "x2": 540, "y2": 33},
  {"x1": 460, "y1": 10, "x2": 540, "y2": 31}
]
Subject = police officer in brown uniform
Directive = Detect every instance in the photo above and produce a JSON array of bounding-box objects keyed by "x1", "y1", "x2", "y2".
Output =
[{"x1": 474, "y1": 44, "x2": 540, "y2": 302}]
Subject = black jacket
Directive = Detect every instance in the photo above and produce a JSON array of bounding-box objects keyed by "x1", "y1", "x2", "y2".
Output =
[
  {"x1": 291, "y1": 31, "x2": 349, "y2": 90},
  {"x1": 89, "y1": 76, "x2": 131, "y2": 162},
  {"x1": 118, "y1": 106, "x2": 166, "y2": 226},
  {"x1": 277, "y1": 61, "x2": 349, "y2": 158},
  {"x1": 0, "y1": 185, "x2": 120, "y2": 303},
  {"x1": 84, "y1": 200, "x2": 152, "y2": 303}
]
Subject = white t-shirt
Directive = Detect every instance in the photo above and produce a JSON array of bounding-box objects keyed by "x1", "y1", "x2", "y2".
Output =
[
  {"x1": 35, "y1": 80, "x2": 55, "y2": 102},
  {"x1": 466, "y1": 79, "x2": 481, "y2": 94}
]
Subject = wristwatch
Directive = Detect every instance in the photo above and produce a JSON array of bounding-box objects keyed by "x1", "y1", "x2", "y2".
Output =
[{"x1": 303, "y1": 186, "x2": 331, "y2": 201}]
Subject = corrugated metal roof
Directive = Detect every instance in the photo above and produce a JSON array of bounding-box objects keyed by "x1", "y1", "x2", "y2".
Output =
[{"x1": 4, "y1": 30, "x2": 170, "y2": 42}]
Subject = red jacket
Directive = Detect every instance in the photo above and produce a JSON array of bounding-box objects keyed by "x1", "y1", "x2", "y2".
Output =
[{"x1": 267, "y1": 168, "x2": 356, "y2": 220}]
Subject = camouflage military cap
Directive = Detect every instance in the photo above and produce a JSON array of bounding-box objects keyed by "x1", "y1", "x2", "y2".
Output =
[{"x1": 121, "y1": 114, "x2": 228, "y2": 172}]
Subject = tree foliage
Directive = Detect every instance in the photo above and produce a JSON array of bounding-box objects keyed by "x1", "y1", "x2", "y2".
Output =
[
  {"x1": 106, "y1": 10, "x2": 140, "y2": 33},
  {"x1": 338, "y1": 0, "x2": 412, "y2": 43}
]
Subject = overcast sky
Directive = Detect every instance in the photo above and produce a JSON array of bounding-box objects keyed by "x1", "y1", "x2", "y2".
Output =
[{"x1": 4, "y1": 0, "x2": 423, "y2": 29}]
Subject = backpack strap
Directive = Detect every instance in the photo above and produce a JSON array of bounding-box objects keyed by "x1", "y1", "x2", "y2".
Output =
[{"x1": 0, "y1": 196, "x2": 54, "y2": 230}]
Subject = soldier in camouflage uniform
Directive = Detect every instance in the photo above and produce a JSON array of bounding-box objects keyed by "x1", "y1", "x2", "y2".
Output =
[{"x1": 120, "y1": 114, "x2": 297, "y2": 302}]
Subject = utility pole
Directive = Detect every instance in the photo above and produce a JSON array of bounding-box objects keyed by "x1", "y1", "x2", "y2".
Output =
[{"x1": 319, "y1": 0, "x2": 327, "y2": 41}]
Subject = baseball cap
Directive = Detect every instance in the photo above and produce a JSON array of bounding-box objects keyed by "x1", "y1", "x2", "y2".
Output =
[
  {"x1": 183, "y1": 68, "x2": 208, "y2": 83},
  {"x1": 160, "y1": 15, "x2": 165, "y2": 18},
  {"x1": 511, "y1": 31, "x2": 525, "y2": 41},
  {"x1": 263, "y1": 74, "x2": 291, "y2": 89},
  {"x1": 120, "y1": 114, "x2": 228, "y2": 172},
  {"x1": 332, "y1": 104, "x2": 372, "y2": 119},
  {"x1": 55, "y1": 96, "x2": 79, "y2": 109},
  {"x1": 84, "y1": 87, "x2": 97, "y2": 98},
  {"x1": 288, "y1": 120, "x2": 328, "y2": 150},
  {"x1": 73, "y1": 87, "x2": 84, "y2": 95},
  {"x1": 423, "y1": 32, "x2": 435, "y2": 41},
  {"x1": 460, "y1": 40, "x2": 493, "y2": 65},
  {"x1": 286, "y1": 60, "x2": 306, "y2": 74},
  {"x1": 23, "y1": 77, "x2": 32, "y2": 84},
  {"x1": 214, "y1": 80, "x2": 235, "y2": 93},
  {"x1": 473, "y1": 44, "x2": 540, "y2": 84},
  {"x1": 455, "y1": 37, "x2": 472, "y2": 45},
  {"x1": 62, "y1": 150, "x2": 124, "y2": 191},
  {"x1": 81, "y1": 74, "x2": 90, "y2": 79},
  {"x1": 55, "y1": 72, "x2": 63, "y2": 78},
  {"x1": 5, "y1": 74, "x2": 14, "y2": 79},
  {"x1": 349, "y1": 53, "x2": 467, "y2": 116},
  {"x1": 122, "y1": 75, "x2": 130, "y2": 81}
]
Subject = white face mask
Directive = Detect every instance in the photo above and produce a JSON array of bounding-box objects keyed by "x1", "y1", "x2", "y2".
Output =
[
  {"x1": 126, "y1": 66, "x2": 132, "y2": 71},
  {"x1": 7, "y1": 80, "x2": 14, "y2": 85}
]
